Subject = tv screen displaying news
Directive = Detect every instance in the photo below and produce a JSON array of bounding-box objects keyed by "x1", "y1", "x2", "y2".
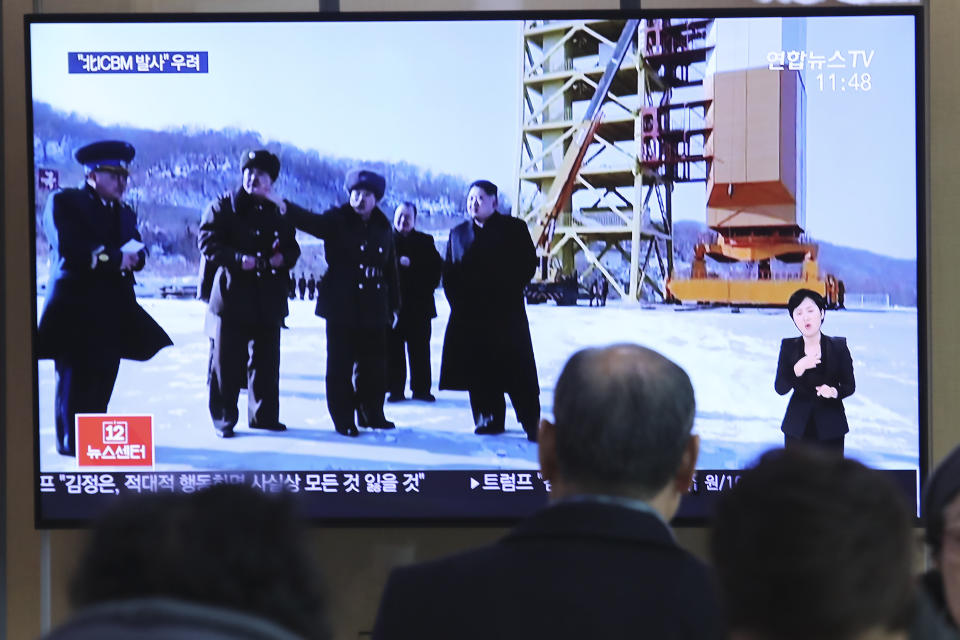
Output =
[{"x1": 27, "y1": 9, "x2": 923, "y2": 526}]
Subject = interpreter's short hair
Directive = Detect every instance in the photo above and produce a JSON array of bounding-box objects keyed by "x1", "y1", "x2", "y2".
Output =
[
  {"x1": 552, "y1": 344, "x2": 695, "y2": 497},
  {"x1": 69, "y1": 484, "x2": 330, "y2": 640},
  {"x1": 787, "y1": 288, "x2": 826, "y2": 316},
  {"x1": 711, "y1": 448, "x2": 915, "y2": 640}
]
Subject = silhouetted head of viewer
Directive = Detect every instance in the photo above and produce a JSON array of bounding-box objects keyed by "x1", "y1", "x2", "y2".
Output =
[
  {"x1": 372, "y1": 344, "x2": 722, "y2": 640},
  {"x1": 538, "y1": 343, "x2": 699, "y2": 519},
  {"x1": 711, "y1": 448, "x2": 915, "y2": 640},
  {"x1": 922, "y1": 443, "x2": 960, "y2": 628},
  {"x1": 44, "y1": 484, "x2": 329, "y2": 640}
]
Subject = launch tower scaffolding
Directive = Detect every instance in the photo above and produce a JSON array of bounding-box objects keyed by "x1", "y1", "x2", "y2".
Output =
[{"x1": 516, "y1": 18, "x2": 713, "y2": 302}]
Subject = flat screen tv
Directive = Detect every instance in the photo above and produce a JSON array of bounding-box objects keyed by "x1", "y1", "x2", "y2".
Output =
[{"x1": 26, "y1": 8, "x2": 924, "y2": 526}]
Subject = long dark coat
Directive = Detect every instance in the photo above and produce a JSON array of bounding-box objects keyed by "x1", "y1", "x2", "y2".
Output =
[
  {"x1": 285, "y1": 202, "x2": 400, "y2": 329},
  {"x1": 198, "y1": 189, "x2": 300, "y2": 328},
  {"x1": 373, "y1": 502, "x2": 724, "y2": 640},
  {"x1": 394, "y1": 229, "x2": 442, "y2": 323},
  {"x1": 439, "y1": 212, "x2": 539, "y2": 393},
  {"x1": 774, "y1": 334, "x2": 855, "y2": 439},
  {"x1": 37, "y1": 185, "x2": 172, "y2": 361}
]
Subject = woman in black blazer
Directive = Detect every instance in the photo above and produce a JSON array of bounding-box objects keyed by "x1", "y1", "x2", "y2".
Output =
[{"x1": 774, "y1": 289, "x2": 855, "y2": 455}]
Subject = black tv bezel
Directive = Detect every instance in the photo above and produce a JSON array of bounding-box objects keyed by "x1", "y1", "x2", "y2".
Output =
[{"x1": 24, "y1": 6, "x2": 927, "y2": 529}]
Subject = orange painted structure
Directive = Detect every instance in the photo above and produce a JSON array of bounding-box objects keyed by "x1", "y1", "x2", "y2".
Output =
[{"x1": 667, "y1": 66, "x2": 845, "y2": 308}]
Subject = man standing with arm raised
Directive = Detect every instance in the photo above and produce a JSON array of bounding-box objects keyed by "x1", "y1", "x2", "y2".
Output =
[{"x1": 284, "y1": 168, "x2": 400, "y2": 437}]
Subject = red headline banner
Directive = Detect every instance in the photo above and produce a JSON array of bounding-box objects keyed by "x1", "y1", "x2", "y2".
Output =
[{"x1": 76, "y1": 415, "x2": 154, "y2": 467}]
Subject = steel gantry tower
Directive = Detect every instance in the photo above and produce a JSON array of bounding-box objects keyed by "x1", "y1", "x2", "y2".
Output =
[{"x1": 516, "y1": 18, "x2": 713, "y2": 303}]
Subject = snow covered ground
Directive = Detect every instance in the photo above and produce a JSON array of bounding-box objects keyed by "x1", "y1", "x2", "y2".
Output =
[{"x1": 36, "y1": 296, "x2": 920, "y2": 474}]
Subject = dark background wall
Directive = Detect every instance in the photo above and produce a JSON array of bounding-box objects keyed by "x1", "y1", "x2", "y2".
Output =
[{"x1": 3, "y1": 1, "x2": 953, "y2": 638}]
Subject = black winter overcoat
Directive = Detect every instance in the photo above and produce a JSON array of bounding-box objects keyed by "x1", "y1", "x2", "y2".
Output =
[
  {"x1": 198, "y1": 189, "x2": 301, "y2": 327},
  {"x1": 439, "y1": 212, "x2": 539, "y2": 393},
  {"x1": 394, "y1": 229, "x2": 442, "y2": 323},
  {"x1": 285, "y1": 202, "x2": 400, "y2": 329},
  {"x1": 37, "y1": 185, "x2": 172, "y2": 361}
]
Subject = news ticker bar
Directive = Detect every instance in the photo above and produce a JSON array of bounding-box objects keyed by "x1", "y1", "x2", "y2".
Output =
[{"x1": 36, "y1": 468, "x2": 918, "y2": 523}]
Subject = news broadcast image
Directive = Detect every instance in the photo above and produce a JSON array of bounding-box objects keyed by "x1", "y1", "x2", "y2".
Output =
[{"x1": 28, "y1": 14, "x2": 920, "y2": 522}]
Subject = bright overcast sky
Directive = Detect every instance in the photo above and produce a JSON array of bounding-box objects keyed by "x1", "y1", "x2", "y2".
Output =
[
  {"x1": 29, "y1": 14, "x2": 918, "y2": 259},
  {"x1": 30, "y1": 20, "x2": 524, "y2": 195}
]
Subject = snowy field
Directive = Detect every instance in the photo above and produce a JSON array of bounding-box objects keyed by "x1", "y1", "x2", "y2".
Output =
[{"x1": 36, "y1": 296, "x2": 920, "y2": 474}]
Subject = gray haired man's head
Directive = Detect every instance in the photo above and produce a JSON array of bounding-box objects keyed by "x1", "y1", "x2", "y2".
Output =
[{"x1": 542, "y1": 344, "x2": 697, "y2": 502}]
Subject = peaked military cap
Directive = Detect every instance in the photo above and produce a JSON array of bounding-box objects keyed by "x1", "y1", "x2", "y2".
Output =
[
  {"x1": 242, "y1": 149, "x2": 281, "y2": 182},
  {"x1": 345, "y1": 168, "x2": 386, "y2": 201},
  {"x1": 75, "y1": 140, "x2": 135, "y2": 175}
]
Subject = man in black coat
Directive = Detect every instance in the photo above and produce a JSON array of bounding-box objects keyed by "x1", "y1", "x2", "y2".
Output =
[
  {"x1": 297, "y1": 273, "x2": 307, "y2": 300},
  {"x1": 284, "y1": 169, "x2": 400, "y2": 436},
  {"x1": 37, "y1": 140, "x2": 173, "y2": 457},
  {"x1": 387, "y1": 202, "x2": 442, "y2": 403},
  {"x1": 199, "y1": 150, "x2": 300, "y2": 438},
  {"x1": 374, "y1": 344, "x2": 722, "y2": 640},
  {"x1": 439, "y1": 179, "x2": 539, "y2": 441}
]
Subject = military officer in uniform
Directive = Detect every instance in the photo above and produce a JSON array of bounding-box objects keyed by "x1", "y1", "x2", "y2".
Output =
[
  {"x1": 199, "y1": 150, "x2": 300, "y2": 438},
  {"x1": 283, "y1": 169, "x2": 400, "y2": 437},
  {"x1": 37, "y1": 140, "x2": 173, "y2": 456},
  {"x1": 440, "y1": 179, "x2": 540, "y2": 442},
  {"x1": 387, "y1": 202, "x2": 442, "y2": 403}
]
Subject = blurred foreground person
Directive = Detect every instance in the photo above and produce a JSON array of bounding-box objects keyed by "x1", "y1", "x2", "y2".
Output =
[
  {"x1": 43, "y1": 484, "x2": 329, "y2": 640},
  {"x1": 374, "y1": 344, "x2": 722, "y2": 640},
  {"x1": 712, "y1": 448, "x2": 917, "y2": 640},
  {"x1": 920, "y1": 444, "x2": 960, "y2": 634}
]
